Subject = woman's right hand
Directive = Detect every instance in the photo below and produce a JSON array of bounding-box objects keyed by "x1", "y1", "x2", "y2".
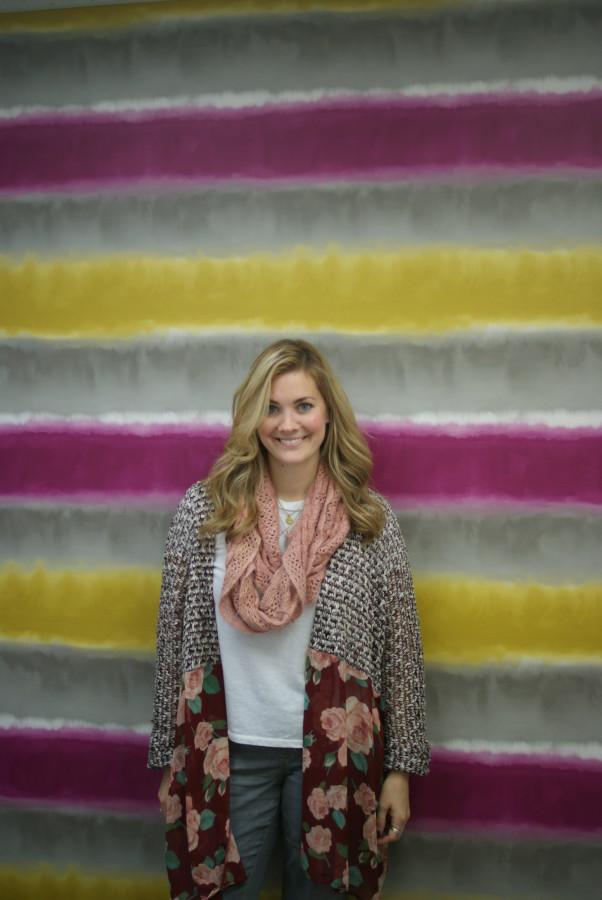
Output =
[{"x1": 158, "y1": 765, "x2": 172, "y2": 817}]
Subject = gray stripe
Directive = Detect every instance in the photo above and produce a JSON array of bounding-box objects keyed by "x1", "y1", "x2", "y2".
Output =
[
  {"x1": 3, "y1": 330, "x2": 602, "y2": 417},
  {"x1": 0, "y1": 804, "x2": 164, "y2": 875},
  {"x1": 2, "y1": 501, "x2": 602, "y2": 582},
  {"x1": 389, "y1": 830, "x2": 602, "y2": 900},
  {"x1": 0, "y1": 642, "x2": 154, "y2": 731},
  {"x1": 1, "y1": 3, "x2": 601, "y2": 109},
  {"x1": 426, "y1": 663, "x2": 602, "y2": 745},
  {"x1": 2, "y1": 641, "x2": 601, "y2": 745},
  {"x1": 0, "y1": 502, "x2": 174, "y2": 569},
  {"x1": 2, "y1": 179, "x2": 601, "y2": 255},
  {"x1": 0, "y1": 803, "x2": 600, "y2": 899},
  {"x1": 398, "y1": 507, "x2": 602, "y2": 582}
]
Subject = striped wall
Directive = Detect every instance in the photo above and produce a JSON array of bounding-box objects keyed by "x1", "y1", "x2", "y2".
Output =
[{"x1": 1, "y1": 1, "x2": 601, "y2": 899}]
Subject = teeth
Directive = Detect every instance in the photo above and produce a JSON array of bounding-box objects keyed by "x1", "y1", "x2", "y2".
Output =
[{"x1": 278, "y1": 437, "x2": 304, "y2": 445}]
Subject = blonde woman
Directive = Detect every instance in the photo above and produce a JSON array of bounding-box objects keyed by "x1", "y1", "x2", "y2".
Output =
[{"x1": 149, "y1": 338, "x2": 430, "y2": 900}]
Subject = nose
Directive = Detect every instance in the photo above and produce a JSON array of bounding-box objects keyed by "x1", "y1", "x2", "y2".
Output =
[{"x1": 278, "y1": 407, "x2": 300, "y2": 432}]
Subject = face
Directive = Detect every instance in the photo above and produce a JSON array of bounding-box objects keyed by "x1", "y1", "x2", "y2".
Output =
[{"x1": 257, "y1": 369, "x2": 329, "y2": 471}]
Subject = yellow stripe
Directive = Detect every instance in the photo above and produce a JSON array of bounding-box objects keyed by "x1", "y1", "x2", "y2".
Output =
[
  {"x1": 2, "y1": 565, "x2": 600, "y2": 664},
  {"x1": 0, "y1": 866, "x2": 503, "y2": 900},
  {"x1": 0, "y1": 1, "x2": 474, "y2": 35},
  {"x1": 1, "y1": 565, "x2": 159, "y2": 651},
  {"x1": 418, "y1": 576, "x2": 602, "y2": 664},
  {"x1": 2, "y1": 249, "x2": 601, "y2": 338},
  {"x1": 0, "y1": 868, "x2": 165, "y2": 900}
]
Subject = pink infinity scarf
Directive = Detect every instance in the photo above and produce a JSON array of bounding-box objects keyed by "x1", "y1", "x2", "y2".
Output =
[{"x1": 219, "y1": 464, "x2": 350, "y2": 633}]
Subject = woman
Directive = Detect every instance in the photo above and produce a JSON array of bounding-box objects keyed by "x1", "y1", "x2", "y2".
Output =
[{"x1": 148, "y1": 338, "x2": 430, "y2": 900}]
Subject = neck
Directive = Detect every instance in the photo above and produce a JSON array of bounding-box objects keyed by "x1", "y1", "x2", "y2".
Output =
[{"x1": 267, "y1": 457, "x2": 320, "y2": 501}]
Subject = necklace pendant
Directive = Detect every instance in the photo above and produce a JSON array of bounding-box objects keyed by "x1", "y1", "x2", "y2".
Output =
[{"x1": 285, "y1": 513, "x2": 295, "y2": 525}]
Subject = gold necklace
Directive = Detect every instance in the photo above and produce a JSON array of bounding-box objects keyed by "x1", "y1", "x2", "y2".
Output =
[{"x1": 278, "y1": 501, "x2": 302, "y2": 536}]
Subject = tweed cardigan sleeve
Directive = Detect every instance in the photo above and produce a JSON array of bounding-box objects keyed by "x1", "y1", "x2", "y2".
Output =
[
  {"x1": 376, "y1": 501, "x2": 431, "y2": 776},
  {"x1": 147, "y1": 486, "x2": 196, "y2": 770}
]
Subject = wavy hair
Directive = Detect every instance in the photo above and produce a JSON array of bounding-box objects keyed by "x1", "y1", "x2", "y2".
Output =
[{"x1": 200, "y1": 338, "x2": 386, "y2": 542}]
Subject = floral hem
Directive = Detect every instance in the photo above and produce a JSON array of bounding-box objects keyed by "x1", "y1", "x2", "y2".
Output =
[
  {"x1": 164, "y1": 662, "x2": 245, "y2": 900},
  {"x1": 301, "y1": 650, "x2": 388, "y2": 900},
  {"x1": 163, "y1": 653, "x2": 389, "y2": 900}
]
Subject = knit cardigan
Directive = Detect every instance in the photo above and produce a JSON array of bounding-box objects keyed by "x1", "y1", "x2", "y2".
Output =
[{"x1": 148, "y1": 481, "x2": 431, "y2": 900}]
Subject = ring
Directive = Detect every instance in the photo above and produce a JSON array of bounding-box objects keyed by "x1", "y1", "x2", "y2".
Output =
[{"x1": 389, "y1": 825, "x2": 402, "y2": 834}]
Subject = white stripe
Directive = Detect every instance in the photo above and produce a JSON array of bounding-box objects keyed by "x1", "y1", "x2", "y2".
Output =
[
  {"x1": 2, "y1": 325, "x2": 600, "y2": 343},
  {"x1": 0, "y1": 0, "x2": 549, "y2": 14},
  {"x1": 0, "y1": 77, "x2": 600, "y2": 119},
  {"x1": 2, "y1": 715, "x2": 601, "y2": 762},
  {"x1": 2, "y1": 411, "x2": 602, "y2": 429},
  {"x1": 0, "y1": 713, "x2": 151, "y2": 734},
  {"x1": 438, "y1": 739, "x2": 602, "y2": 762},
  {"x1": 0, "y1": 0, "x2": 163, "y2": 10},
  {"x1": 365, "y1": 411, "x2": 602, "y2": 428},
  {"x1": 0, "y1": 411, "x2": 233, "y2": 426}
]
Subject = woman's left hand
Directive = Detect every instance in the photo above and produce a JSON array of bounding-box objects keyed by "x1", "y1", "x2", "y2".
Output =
[{"x1": 376, "y1": 771, "x2": 410, "y2": 844}]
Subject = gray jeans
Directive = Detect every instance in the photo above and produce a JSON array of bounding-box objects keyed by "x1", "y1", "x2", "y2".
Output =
[{"x1": 225, "y1": 742, "x2": 340, "y2": 900}]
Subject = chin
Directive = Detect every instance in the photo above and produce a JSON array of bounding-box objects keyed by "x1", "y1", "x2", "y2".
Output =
[
  {"x1": 270, "y1": 443, "x2": 318, "y2": 464},
  {"x1": 274, "y1": 450, "x2": 311, "y2": 463}
]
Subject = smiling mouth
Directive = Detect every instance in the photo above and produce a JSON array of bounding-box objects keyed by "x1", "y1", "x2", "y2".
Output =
[{"x1": 276, "y1": 436, "x2": 307, "y2": 446}]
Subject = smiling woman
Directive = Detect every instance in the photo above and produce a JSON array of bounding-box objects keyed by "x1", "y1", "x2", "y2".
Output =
[
  {"x1": 149, "y1": 338, "x2": 430, "y2": 900},
  {"x1": 257, "y1": 369, "x2": 330, "y2": 495}
]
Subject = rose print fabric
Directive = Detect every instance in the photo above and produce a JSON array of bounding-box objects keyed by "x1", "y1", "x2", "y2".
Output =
[
  {"x1": 301, "y1": 650, "x2": 388, "y2": 900},
  {"x1": 164, "y1": 653, "x2": 388, "y2": 900},
  {"x1": 164, "y1": 662, "x2": 246, "y2": 900}
]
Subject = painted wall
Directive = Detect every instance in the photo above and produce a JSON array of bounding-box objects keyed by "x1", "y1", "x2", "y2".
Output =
[{"x1": 0, "y1": 1, "x2": 601, "y2": 898}]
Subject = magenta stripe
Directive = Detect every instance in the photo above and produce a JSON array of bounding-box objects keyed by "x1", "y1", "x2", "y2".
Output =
[
  {"x1": 2, "y1": 728, "x2": 155, "y2": 814},
  {"x1": 1, "y1": 423, "x2": 601, "y2": 505},
  {"x1": 2, "y1": 727, "x2": 601, "y2": 834},
  {"x1": 412, "y1": 747, "x2": 602, "y2": 836},
  {"x1": 1, "y1": 93, "x2": 601, "y2": 192}
]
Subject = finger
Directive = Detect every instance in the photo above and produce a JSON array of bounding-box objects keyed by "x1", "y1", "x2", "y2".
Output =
[
  {"x1": 377, "y1": 822, "x2": 405, "y2": 845},
  {"x1": 377, "y1": 832, "x2": 398, "y2": 845},
  {"x1": 376, "y1": 802, "x2": 389, "y2": 836}
]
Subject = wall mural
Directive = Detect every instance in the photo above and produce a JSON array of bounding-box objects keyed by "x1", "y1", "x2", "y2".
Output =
[{"x1": 0, "y1": 0, "x2": 601, "y2": 898}]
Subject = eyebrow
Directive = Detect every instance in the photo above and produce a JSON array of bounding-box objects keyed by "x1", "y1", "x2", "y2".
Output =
[{"x1": 269, "y1": 396, "x2": 316, "y2": 403}]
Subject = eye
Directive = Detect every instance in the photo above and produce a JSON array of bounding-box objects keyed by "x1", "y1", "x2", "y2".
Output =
[
  {"x1": 267, "y1": 402, "x2": 279, "y2": 415},
  {"x1": 298, "y1": 401, "x2": 314, "y2": 412}
]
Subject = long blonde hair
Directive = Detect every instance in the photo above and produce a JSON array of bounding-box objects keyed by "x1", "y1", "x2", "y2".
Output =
[{"x1": 200, "y1": 338, "x2": 386, "y2": 542}]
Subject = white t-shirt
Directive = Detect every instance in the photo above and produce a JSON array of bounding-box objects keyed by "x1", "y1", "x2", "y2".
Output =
[{"x1": 212, "y1": 498, "x2": 315, "y2": 747}]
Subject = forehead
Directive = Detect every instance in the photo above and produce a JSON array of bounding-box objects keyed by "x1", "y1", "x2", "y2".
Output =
[{"x1": 269, "y1": 369, "x2": 321, "y2": 399}]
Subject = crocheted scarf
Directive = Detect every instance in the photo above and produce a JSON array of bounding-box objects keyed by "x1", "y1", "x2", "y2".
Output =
[{"x1": 219, "y1": 463, "x2": 350, "y2": 633}]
